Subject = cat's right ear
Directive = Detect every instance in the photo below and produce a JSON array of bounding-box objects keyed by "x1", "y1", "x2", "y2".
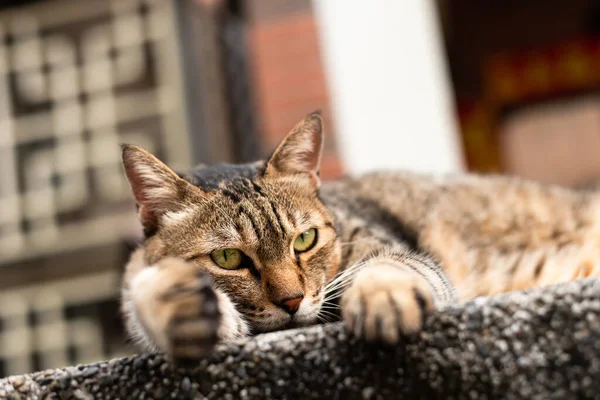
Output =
[
  {"x1": 121, "y1": 145, "x2": 206, "y2": 235},
  {"x1": 264, "y1": 111, "x2": 324, "y2": 188}
]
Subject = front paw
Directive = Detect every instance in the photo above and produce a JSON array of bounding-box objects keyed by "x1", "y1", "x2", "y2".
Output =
[
  {"x1": 340, "y1": 262, "x2": 435, "y2": 344},
  {"x1": 161, "y1": 271, "x2": 221, "y2": 367},
  {"x1": 131, "y1": 258, "x2": 221, "y2": 367}
]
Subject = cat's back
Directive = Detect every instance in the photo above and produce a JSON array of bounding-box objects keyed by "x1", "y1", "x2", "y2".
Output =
[
  {"x1": 320, "y1": 170, "x2": 440, "y2": 232},
  {"x1": 322, "y1": 170, "x2": 599, "y2": 233},
  {"x1": 323, "y1": 170, "x2": 600, "y2": 298}
]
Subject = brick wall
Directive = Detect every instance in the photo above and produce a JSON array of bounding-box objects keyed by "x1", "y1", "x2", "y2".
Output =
[{"x1": 245, "y1": 0, "x2": 344, "y2": 179}]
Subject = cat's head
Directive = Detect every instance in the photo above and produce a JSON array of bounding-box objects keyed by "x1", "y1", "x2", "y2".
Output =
[{"x1": 122, "y1": 112, "x2": 341, "y2": 332}]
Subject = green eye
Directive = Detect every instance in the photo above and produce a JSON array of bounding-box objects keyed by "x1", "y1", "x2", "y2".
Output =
[
  {"x1": 211, "y1": 248, "x2": 243, "y2": 269},
  {"x1": 293, "y1": 228, "x2": 317, "y2": 252}
]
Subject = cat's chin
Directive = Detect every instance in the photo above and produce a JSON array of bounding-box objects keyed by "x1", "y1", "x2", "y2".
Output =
[
  {"x1": 282, "y1": 316, "x2": 317, "y2": 331},
  {"x1": 281, "y1": 320, "x2": 302, "y2": 331},
  {"x1": 250, "y1": 313, "x2": 318, "y2": 334}
]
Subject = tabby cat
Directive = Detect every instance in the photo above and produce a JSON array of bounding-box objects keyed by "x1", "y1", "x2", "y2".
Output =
[{"x1": 121, "y1": 112, "x2": 600, "y2": 364}]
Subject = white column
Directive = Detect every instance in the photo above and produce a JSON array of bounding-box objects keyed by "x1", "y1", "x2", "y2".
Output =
[{"x1": 312, "y1": 0, "x2": 464, "y2": 175}]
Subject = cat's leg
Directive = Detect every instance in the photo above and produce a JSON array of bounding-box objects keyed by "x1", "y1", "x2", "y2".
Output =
[
  {"x1": 341, "y1": 246, "x2": 456, "y2": 344},
  {"x1": 121, "y1": 250, "x2": 249, "y2": 365}
]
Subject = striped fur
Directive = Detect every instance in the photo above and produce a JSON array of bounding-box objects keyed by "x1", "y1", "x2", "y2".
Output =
[{"x1": 121, "y1": 112, "x2": 600, "y2": 363}]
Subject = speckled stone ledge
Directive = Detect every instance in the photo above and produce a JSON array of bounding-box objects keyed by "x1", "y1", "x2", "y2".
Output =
[{"x1": 3, "y1": 278, "x2": 600, "y2": 399}]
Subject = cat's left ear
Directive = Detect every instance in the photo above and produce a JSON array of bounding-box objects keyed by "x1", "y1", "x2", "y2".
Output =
[
  {"x1": 265, "y1": 111, "x2": 324, "y2": 188},
  {"x1": 121, "y1": 144, "x2": 207, "y2": 235}
]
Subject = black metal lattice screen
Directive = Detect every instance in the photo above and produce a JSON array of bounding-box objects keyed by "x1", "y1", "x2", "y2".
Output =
[
  {"x1": 0, "y1": 0, "x2": 192, "y2": 266},
  {"x1": 0, "y1": 0, "x2": 193, "y2": 377}
]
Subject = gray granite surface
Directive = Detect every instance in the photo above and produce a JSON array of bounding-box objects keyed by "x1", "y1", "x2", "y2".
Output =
[{"x1": 2, "y1": 278, "x2": 600, "y2": 399}]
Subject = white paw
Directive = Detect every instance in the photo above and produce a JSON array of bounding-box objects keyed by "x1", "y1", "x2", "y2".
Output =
[
  {"x1": 130, "y1": 259, "x2": 234, "y2": 367},
  {"x1": 340, "y1": 262, "x2": 435, "y2": 344}
]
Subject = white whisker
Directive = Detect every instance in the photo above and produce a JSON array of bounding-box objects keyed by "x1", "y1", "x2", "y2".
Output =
[
  {"x1": 323, "y1": 290, "x2": 347, "y2": 303},
  {"x1": 319, "y1": 312, "x2": 340, "y2": 322},
  {"x1": 317, "y1": 314, "x2": 334, "y2": 324},
  {"x1": 325, "y1": 261, "x2": 367, "y2": 289},
  {"x1": 318, "y1": 309, "x2": 340, "y2": 318},
  {"x1": 320, "y1": 304, "x2": 340, "y2": 310},
  {"x1": 325, "y1": 277, "x2": 356, "y2": 293},
  {"x1": 319, "y1": 309, "x2": 336, "y2": 317},
  {"x1": 325, "y1": 268, "x2": 361, "y2": 293}
]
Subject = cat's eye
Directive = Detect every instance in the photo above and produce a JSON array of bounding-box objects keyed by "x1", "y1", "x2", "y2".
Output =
[
  {"x1": 293, "y1": 228, "x2": 317, "y2": 252},
  {"x1": 211, "y1": 248, "x2": 243, "y2": 269}
]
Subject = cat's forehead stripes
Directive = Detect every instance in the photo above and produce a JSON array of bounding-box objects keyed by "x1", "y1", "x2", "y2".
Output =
[
  {"x1": 235, "y1": 195, "x2": 292, "y2": 243},
  {"x1": 219, "y1": 179, "x2": 264, "y2": 203},
  {"x1": 185, "y1": 162, "x2": 262, "y2": 191},
  {"x1": 238, "y1": 204, "x2": 263, "y2": 241}
]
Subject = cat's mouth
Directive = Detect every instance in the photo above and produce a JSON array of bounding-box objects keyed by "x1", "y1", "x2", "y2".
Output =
[
  {"x1": 248, "y1": 308, "x2": 320, "y2": 333},
  {"x1": 249, "y1": 314, "x2": 308, "y2": 333},
  {"x1": 247, "y1": 295, "x2": 324, "y2": 333}
]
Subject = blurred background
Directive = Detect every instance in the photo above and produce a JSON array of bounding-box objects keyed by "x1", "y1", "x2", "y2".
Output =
[{"x1": 0, "y1": 0, "x2": 599, "y2": 377}]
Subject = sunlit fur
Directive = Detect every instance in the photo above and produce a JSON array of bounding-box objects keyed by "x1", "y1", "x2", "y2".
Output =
[{"x1": 121, "y1": 111, "x2": 600, "y2": 362}]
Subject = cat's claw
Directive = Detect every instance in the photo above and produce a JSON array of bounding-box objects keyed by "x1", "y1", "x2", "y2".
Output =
[
  {"x1": 163, "y1": 273, "x2": 221, "y2": 368},
  {"x1": 340, "y1": 262, "x2": 435, "y2": 344}
]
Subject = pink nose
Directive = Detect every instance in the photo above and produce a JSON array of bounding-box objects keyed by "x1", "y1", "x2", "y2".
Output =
[{"x1": 281, "y1": 296, "x2": 304, "y2": 314}]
